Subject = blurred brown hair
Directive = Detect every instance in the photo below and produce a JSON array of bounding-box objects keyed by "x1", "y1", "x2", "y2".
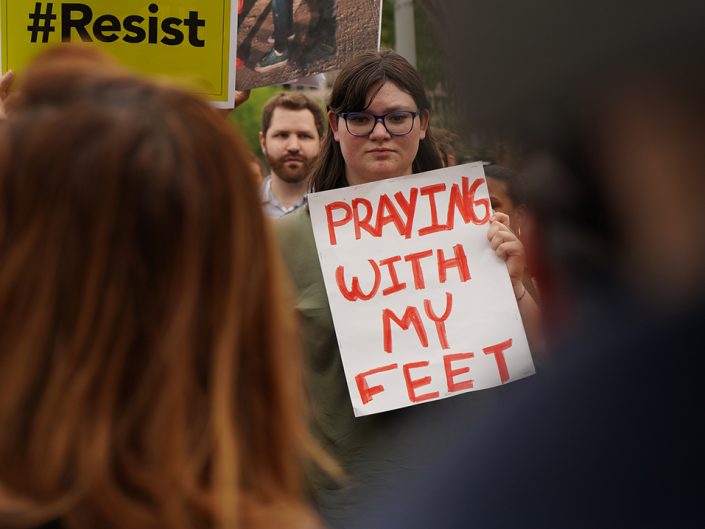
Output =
[
  {"x1": 261, "y1": 92, "x2": 325, "y2": 137},
  {"x1": 0, "y1": 46, "x2": 327, "y2": 529}
]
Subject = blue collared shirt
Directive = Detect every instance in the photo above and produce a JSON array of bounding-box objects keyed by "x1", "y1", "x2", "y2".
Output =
[{"x1": 259, "y1": 175, "x2": 307, "y2": 218}]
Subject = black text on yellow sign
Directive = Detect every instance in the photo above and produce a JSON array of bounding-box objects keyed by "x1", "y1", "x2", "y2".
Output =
[{"x1": 27, "y1": 2, "x2": 206, "y2": 47}]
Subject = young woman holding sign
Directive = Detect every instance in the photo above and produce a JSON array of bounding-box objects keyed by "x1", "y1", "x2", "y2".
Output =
[{"x1": 275, "y1": 49, "x2": 541, "y2": 525}]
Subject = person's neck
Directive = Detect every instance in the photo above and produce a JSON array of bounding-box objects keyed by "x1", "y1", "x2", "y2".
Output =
[
  {"x1": 271, "y1": 175, "x2": 307, "y2": 209},
  {"x1": 345, "y1": 165, "x2": 414, "y2": 187}
]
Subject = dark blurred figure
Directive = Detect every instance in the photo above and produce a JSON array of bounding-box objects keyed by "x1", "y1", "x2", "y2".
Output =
[
  {"x1": 354, "y1": 1, "x2": 705, "y2": 527},
  {"x1": 0, "y1": 46, "x2": 330, "y2": 529}
]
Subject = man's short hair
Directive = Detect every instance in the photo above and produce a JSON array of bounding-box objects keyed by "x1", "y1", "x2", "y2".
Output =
[{"x1": 261, "y1": 92, "x2": 325, "y2": 138}]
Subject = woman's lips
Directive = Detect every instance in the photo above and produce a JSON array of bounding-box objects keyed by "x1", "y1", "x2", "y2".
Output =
[{"x1": 368, "y1": 148, "x2": 394, "y2": 154}]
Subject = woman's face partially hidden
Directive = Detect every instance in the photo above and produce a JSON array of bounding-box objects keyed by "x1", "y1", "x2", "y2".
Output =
[
  {"x1": 330, "y1": 81, "x2": 428, "y2": 186},
  {"x1": 487, "y1": 177, "x2": 516, "y2": 220}
]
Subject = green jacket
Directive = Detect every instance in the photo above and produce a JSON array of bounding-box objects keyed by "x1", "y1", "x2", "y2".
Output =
[{"x1": 275, "y1": 205, "x2": 500, "y2": 524}]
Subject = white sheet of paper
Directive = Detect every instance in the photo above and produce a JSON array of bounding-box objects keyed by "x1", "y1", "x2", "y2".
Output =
[{"x1": 308, "y1": 163, "x2": 535, "y2": 417}]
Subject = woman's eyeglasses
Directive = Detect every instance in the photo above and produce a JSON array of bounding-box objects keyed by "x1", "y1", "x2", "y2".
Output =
[{"x1": 338, "y1": 110, "x2": 418, "y2": 137}]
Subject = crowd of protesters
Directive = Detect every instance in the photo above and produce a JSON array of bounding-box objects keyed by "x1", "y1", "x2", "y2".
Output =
[{"x1": 1, "y1": 1, "x2": 704, "y2": 527}]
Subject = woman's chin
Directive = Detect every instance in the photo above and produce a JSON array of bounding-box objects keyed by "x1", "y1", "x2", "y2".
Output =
[
  {"x1": 347, "y1": 162, "x2": 414, "y2": 186},
  {"x1": 367, "y1": 162, "x2": 411, "y2": 182}
]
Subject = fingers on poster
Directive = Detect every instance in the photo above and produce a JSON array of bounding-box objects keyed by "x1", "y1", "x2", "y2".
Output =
[{"x1": 236, "y1": 0, "x2": 382, "y2": 90}]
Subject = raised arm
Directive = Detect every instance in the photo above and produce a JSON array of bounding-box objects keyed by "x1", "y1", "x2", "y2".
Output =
[{"x1": 487, "y1": 212, "x2": 543, "y2": 352}]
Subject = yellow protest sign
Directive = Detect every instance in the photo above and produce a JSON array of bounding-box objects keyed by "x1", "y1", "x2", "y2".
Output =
[{"x1": 0, "y1": 0, "x2": 237, "y2": 107}]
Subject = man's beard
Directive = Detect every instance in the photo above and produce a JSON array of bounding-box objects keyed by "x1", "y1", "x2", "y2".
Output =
[{"x1": 268, "y1": 155, "x2": 314, "y2": 184}]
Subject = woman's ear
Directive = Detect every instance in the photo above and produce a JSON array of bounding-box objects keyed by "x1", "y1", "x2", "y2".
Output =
[
  {"x1": 418, "y1": 110, "x2": 430, "y2": 140},
  {"x1": 259, "y1": 131, "x2": 267, "y2": 155},
  {"x1": 328, "y1": 111, "x2": 341, "y2": 142}
]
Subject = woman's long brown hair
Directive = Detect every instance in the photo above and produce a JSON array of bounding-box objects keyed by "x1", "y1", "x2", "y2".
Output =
[{"x1": 0, "y1": 46, "x2": 326, "y2": 529}]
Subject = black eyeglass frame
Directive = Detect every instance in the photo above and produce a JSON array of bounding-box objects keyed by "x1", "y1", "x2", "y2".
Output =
[{"x1": 337, "y1": 110, "x2": 420, "y2": 137}]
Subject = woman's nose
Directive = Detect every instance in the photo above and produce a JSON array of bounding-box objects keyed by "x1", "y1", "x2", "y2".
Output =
[{"x1": 369, "y1": 118, "x2": 390, "y2": 140}]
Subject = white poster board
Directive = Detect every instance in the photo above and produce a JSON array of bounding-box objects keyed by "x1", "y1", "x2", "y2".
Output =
[{"x1": 308, "y1": 163, "x2": 535, "y2": 417}]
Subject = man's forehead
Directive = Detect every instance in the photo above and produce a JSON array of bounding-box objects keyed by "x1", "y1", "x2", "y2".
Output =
[{"x1": 269, "y1": 107, "x2": 317, "y2": 129}]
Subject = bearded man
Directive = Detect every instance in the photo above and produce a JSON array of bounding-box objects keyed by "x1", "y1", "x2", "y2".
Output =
[{"x1": 259, "y1": 92, "x2": 324, "y2": 217}]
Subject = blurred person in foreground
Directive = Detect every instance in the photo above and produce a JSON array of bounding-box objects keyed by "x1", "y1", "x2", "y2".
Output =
[
  {"x1": 0, "y1": 46, "x2": 331, "y2": 529},
  {"x1": 354, "y1": 1, "x2": 705, "y2": 527}
]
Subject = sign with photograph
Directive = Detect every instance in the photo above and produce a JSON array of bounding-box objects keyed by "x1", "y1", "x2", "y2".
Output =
[{"x1": 236, "y1": 0, "x2": 382, "y2": 90}]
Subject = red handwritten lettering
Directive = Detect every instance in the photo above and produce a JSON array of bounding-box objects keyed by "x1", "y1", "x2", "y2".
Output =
[
  {"x1": 394, "y1": 189, "x2": 418, "y2": 238},
  {"x1": 403, "y1": 249, "x2": 434, "y2": 289},
  {"x1": 437, "y1": 244, "x2": 471, "y2": 283},
  {"x1": 444, "y1": 352, "x2": 474, "y2": 391},
  {"x1": 356, "y1": 363, "x2": 398, "y2": 404},
  {"x1": 379, "y1": 255, "x2": 407, "y2": 296},
  {"x1": 325, "y1": 176, "x2": 490, "y2": 245},
  {"x1": 423, "y1": 292, "x2": 453, "y2": 349},
  {"x1": 352, "y1": 197, "x2": 377, "y2": 239},
  {"x1": 325, "y1": 201, "x2": 352, "y2": 245},
  {"x1": 376, "y1": 194, "x2": 407, "y2": 238},
  {"x1": 336, "y1": 261, "x2": 381, "y2": 301},
  {"x1": 382, "y1": 306, "x2": 429, "y2": 353},
  {"x1": 483, "y1": 338, "x2": 513, "y2": 383},
  {"x1": 447, "y1": 176, "x2": 491, "y2": 228},
  {"x1": 403, "y1": 361, "x2": 439, "y2": 403},
  {"x1": 418, "y1": 183, "x2": 449, "y2": 236}
]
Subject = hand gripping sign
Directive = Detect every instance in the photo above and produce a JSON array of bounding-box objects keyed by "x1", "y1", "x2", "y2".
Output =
[
  {"x1": 308, "y1": 163, "x2": 536, "y2": 417},
  {"x1": 0, "y1": 0, "x2": 237, "y2": 108}
]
